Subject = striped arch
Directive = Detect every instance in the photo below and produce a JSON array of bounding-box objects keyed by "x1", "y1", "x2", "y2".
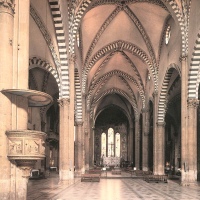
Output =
[
  {"x1": 82, "y1": 40, "x2": 155, "y2": 93},
  {"x1": 87, "y1": 70, "x2": 145, "y2": 108},
  {"x1": 70, "y1": 0, "x2": 168, "y2": 55},
  {"x1": 92, "y1": 75, "x2": 139, "y2": 109},
  {"x1": 75, "y1": 68, "x2": 83, "y2": 122},
  {"x1": 48, "y1": 0, "x2": 69, "y2": 98},
  {"x1": 84, "y1": 6, "x2": 121, "y2": 65},
  {"x1": 124, "y1": 6, "x2": 157, "y2": 69},
  {"x1": 88, "y1": 51, "x2": 144, "y2": 96},
  {"x1": 167, "y1": 0, "x2": 190, "y2": 56},
  {"x1": 157, "y1": 65, "x2": 179, "y2": 123},
  {"x1": 29, "y1": 57, "x2": 61, "y2": 94},
  {"x1": 69, "y1": 0, "x2": 92, "y2": 54},
  {"x1": 90, "y1": 87, "x2": 139, "y2": 120},
  {"x1": 188, "y1": 31, "x2": 200, "y2": 99},
  {"x1": 94, "y1": 104, "x2": 132, "y2": 128},
  {"x1": 70, "y1": 0, "x2": 187, "y2": 59}
]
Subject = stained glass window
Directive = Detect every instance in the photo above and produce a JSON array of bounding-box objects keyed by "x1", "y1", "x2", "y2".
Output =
[
  {"x1": 101, "y1": 129, "x2": 121, "y2": 158},
  {"x1": 115, "y1": 133, "x2": 120, "y2": 157},
  {"x1": 101, "y1": 133, "x2": 106, "y2": 157},
  {"x1": 108, "y1": 128, "x2": 114, "y2": 157}
]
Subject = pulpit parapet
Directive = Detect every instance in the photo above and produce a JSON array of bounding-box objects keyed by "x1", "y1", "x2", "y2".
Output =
[{"x1": 6, "y1": 130, "x2": 46, "y2": 177}]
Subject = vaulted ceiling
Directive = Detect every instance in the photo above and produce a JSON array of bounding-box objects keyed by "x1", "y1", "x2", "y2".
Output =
[{"x1": 79, "y1": 0, "x2": 171, "y2": 122}]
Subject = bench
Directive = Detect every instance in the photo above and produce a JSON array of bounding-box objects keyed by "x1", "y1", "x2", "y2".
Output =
[
  {"x1": 88, "y1": 169, "x2": 102, "y2": 175},
  {"x1": 81, "y1": 169, "x2": 101, "y2": 182},
  {"x1": 81, "y1": 173, "x2": 100, "y2": 182},
  {"x1": 135, "y1": 170, "x2": 145, "y2": 176},
  {"x1": 144, "y1": 175, "x2": 168, "y2": 183}
]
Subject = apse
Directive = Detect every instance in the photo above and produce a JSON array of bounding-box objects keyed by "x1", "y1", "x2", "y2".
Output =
[{"x1": 94, "y1": 105, "x2": 129, "y2": 166}]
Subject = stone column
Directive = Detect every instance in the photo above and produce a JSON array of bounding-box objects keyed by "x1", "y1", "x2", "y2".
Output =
[
  {"x1": 74, "y1": 124, "x2": 78, "y2": 172},
  {"x1": 0, "y1": 2, "x2": 14, "y2": 199},
  {"x1": 14, "y1": 1, "x2": 31, "y2": 199},
  {"x1": 153, "y1": 91, "x2": 158, "y2": 174},
  {"x1": 15, "y1": 162, "x2": 36, "y2": 200},
  {"x1": 75, "y1": 121, "x2": 84, "y2": 174},
  {"x1": 81, "y1": 94, "x2": 86, "y2": 171},
  {"x1": 69, "y1": 53, "x2": 75, "y2": 177},
  {"x1": 180, "y1": 55, "x2": 191, "y2": 186},
  {"x1": 0, "y1": 1, "x2": 31, "y2": 199},
  {"x1": 154, "y1": 122, "x2": 165, "y2": 175},
  {"x1": 129, "y1": 127, "x2": 134, "y2": 163},
  {"x1": 142, "y1": 108, "x2": 150, "y2": 171},
  {"x1": 89, "y1": 124, "x2": 95, "y2": 168},
  {"x1": 55, "y1": 148, "x2": 59, "y2": 169},
  {"x1": 45, "y1": 142, "x2": 50, "y2": 170},
  {"x1": 181, "y1": 99, "x2": 198, "y2": 185},
  {"x1": 58, "y1": 98, "x2": 74, "y2": 182},
  {"x1": 135, "y1": 119, "x2": 140, "y2": 169},
  {"x1": 84, "y1": 112, "x2": 90, "y2": 170}
]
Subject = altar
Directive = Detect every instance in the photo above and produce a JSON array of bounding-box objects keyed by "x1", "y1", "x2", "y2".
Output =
[{"x1": 103, "y1": 157, "x2": 120, "y2": 167}]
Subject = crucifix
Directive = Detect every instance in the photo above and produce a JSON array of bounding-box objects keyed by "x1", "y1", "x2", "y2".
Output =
[{"x1": 110, "y1": 142, "x2": 114, "y2": 157}]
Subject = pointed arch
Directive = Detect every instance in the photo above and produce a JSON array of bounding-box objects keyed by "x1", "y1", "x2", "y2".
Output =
[
  {"x1": 75, "y1": 68, "x2": 83, "y2": 122},
  {"x1": 90, "y1": 88, "x2": 139, "y2": 120},
  {"x1": 29, "y1": 57, "x2": 61, "y2": 95},
  {"x1": 87, "y1": 69, "x2": 145, "y2": 108},
  {"x1": 157, "y1": 65, "x2": 180, "y2": 123},
  {"x1": 82, "y1": 40, "x2": 156, "y2": 93},
  {"x1": 48, "y1": 0, "x2": 69, "y2": 98},
  {"x1": 188, "y1": 30, "x2": 200, "y2": 99},
  {"x1": 88, "y1": 51, "x2": 144, "y2": 96},
  {"x1": 84, "y1": 6, "x2": 121, "y2": 65}
]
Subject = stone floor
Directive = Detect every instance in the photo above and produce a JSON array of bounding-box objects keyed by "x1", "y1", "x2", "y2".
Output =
[{"x1": 27, "y1": 172, "x2": 200, "y2": 200}]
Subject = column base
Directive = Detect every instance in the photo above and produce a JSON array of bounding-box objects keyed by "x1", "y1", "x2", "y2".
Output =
[
  {"x1": 180, "y1": 181, "x2": 198, "y2": 186},
  {"x1": 85, "y1": 164, "x2": 89, "y2": 171},
  {"x1": 59, "y1": 169, "x2": 74, "y2": 181},
  {"x1": 181, "y1": 171, "x2": 197, "y2": 186},
  {"x1": 142, "y1": 167, "x2": 149, "y2": 171},
  {"x1": 58, "y1": 179, "x2": 75, "y2": 186},
  {"x1": 0, "y1": 180, "x2": 10, "y2": 200},
  {"x1": 74, "y1": 170, "x2": 82, "y2": 176}
]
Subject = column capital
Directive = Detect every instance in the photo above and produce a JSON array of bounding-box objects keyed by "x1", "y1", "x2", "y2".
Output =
[
  {"x1": 187, "y1": 99, "x2": 199, "y2": 108},
  {"x1": 75, "y1": 121, "x2": 83, "y2": 126},
  {"x1": 179, "y1": 55, "x2": 188, "y2": 62},
  {"x1": 141, "y1": 108, "x2": 149, "y2": 113},
  {"x1": 135, "y1": 118, "x2": 139, "y2": 123},
  {"x1": 69, "y1": 53, "x2": 76, "y2": 63},
  {"x1": 156, "y1": 121, "x2": 166, "y2": 127},
  {"x1": 57, "y1": 98, "x2": 70, "y2": 107},
  {"x1": 152, "y1": 90, "x2": 158, "y2": 98},
  {"x1": 0, "y1": 0, "x2": 15, "y2": 14}
]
